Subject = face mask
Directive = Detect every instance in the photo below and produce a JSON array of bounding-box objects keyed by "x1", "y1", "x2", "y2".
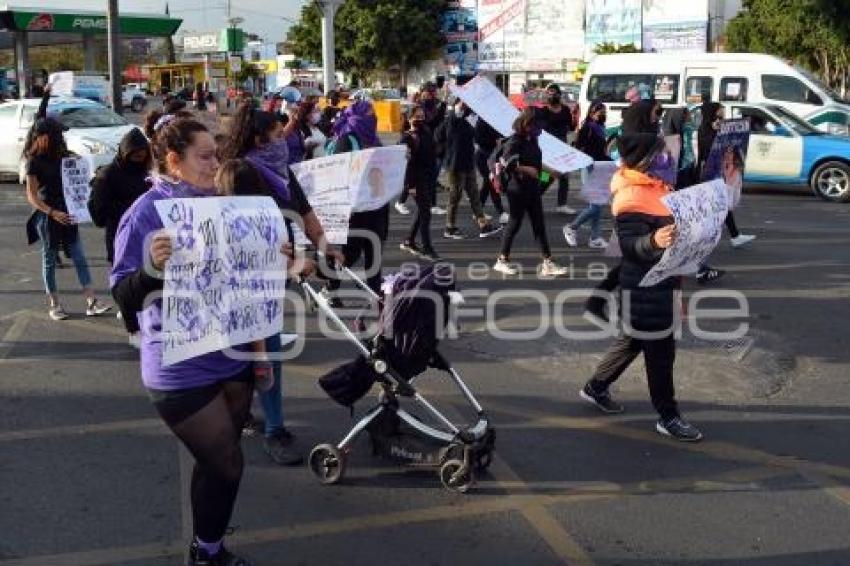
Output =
[
  {"x1": 455, "y1": 104, "x2": 466, "y2": 115},
  {"x1": 548, "y1": 95, "x2": 561, "y2": 105},
  {"x1": 411, "y1": 119, "x2": 424, "y2": 129},
  {"x1": 310, "y1": 112, "x2": 321, "y2": 125},
  {"x1": 647, "y1": 151, "x2": 677, "y2": 186},
  {"x1": 597, "y1": 113, "x2": 607, "y2": 124}
]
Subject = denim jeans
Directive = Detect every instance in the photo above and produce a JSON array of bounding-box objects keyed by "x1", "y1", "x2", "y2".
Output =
[
  {"x1": 570, "y1": 204, "x2": 603, "y2": 240},
  {"x1": 259, "y1": 333, "x2": 285, "y2": 437},
  {"x1": 36, "y1": 214, "x2": 92, "y2": 294}
]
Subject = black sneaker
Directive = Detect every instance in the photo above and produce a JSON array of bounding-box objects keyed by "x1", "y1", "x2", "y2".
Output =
[
  {"x1": 580, "y1": 383, "x2": 624, "y2": 414},
  {"x1": 656, "y1": 416, "x2": 703, "y2": 442},
  {"x1": 443, "y1": 227, "x2": 465, "y2": 240},
  {"x1": 264, "y1": 429, "x2": 303, "y2": 466},
  {"x1": 399, "y1": 241, "x2": 420, "y2": 255},
  {"x1": 188, "y1": 541, "x2": 252, "y2": 566},
  {"x1": 479, "y1": 222, "x2": 504, "y2": 238},
  {"x1": 696, "y1": 267, "x2": 725, "y2": 284},
  {"x1": 419, "y1": 248, "x2": 441, "y2": 262}
]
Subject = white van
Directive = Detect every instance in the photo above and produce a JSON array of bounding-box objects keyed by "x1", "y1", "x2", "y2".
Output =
[{"x1": 579, "y1": 53, "x2": 850, "y2": 135}]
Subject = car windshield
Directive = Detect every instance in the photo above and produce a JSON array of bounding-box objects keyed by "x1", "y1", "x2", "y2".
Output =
[
  {"x1": 52, "y1": 106, "x2": 128, "y2": 128},
  {"x1": 767, "y1": 105, "x2": 822, "y2": 135},
  {"x1": 795, "y1": 66, "x2": 847, "y2": 104}
]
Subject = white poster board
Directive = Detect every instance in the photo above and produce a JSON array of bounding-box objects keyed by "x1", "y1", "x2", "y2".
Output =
[
  {"x1": 289, "y1": 153, "x2": 353, "y2": 245},
  {"x1": 155, "y1": 196, "x2": 287, "y2": 366},
  {"x1": 450, "y1": 76, "x2": 592, "y2": 174},
  {"x1": 348, "y1": 145, "x2": 408, "y2": 212},
  {"x1": 579, "y1": 161, "x2": 618, "y2": 205},
  {"x1": 60, "y1": 157, "x2": 93, "y2": 224},
  {"x1": 640, "y1": 180, "x2": 729, "y2": 287}
]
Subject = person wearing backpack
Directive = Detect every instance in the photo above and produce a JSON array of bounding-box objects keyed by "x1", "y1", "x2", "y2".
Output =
[
  {"x1": 474, "y1": 117, "x2": 508, "y2": 225},
  {"x1": 442, "y1": 100, "x2": 502, "y2": 240},
  {"x1": 398, "y1": 105, "x2": 440, "y2": 261},
  {"x1": 493, "y1": 108, "x2": 569, "y2": 278}
]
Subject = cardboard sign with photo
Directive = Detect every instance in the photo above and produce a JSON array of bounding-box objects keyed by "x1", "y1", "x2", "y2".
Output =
[{"x1": 701, "y1": 118, "x2": 751, "y2": 209}]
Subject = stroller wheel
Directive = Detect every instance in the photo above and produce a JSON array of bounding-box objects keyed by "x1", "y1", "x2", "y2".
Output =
[
  {"x1": 309, "y1": 444, "x2": 346, "y2": 485},
  {"x1": 439, "y1": 459, "x2": 475, "y2": 493}
]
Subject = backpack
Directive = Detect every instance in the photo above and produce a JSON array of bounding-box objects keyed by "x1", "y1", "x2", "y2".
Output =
[
  {"x1": 486, "y1": 137, "x2": 517, "y2": 194},
  {"x1": 324, "y1": 134, "x2": 360, "y2": 156}
]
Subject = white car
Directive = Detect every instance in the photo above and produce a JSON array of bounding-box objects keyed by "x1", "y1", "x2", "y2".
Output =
[
  {"x1": 0, "y1": 97, "x2": 136, "y2": 184},
  {"x1": 122, "y1": 85, "x2": 148, "y2": 113}
]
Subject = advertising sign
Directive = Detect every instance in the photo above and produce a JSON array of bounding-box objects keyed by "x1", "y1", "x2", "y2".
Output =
[
  {"x1": 478, "y1": 0, "x2": 526, "y2": 73},
  {"x1": 584, "y1": 0, "x2": 642, "y2": 57},
  {"x1": 642, "y1": 0, "x2": 708, "y2": 53},
  {"x1": 524, "y1": 0, "x2": 584, "y2": 70},
  {"x1": 442, "y1": 0, "x2": 478, "y2": 76}
]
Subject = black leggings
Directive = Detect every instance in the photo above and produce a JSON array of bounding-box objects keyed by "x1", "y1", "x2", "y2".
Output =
[
  {"x1": 328, "y1": 234, "x2": 384, "y2": 295},
  {"x1": 500, "y1": 188, "x2": 551, "y2": 258},
  {"x1": 475, "y1": 148, "x2": 504, "y2": 212},
  {"x1": 150, "y1": 367, "x2": 253, "y2": 543},
  {"x1": 725, "y1": 212, "x2": 740, "y2": 238},
  {"x1": 406, "y1": 189, "x2": 434, "y2": 251}
]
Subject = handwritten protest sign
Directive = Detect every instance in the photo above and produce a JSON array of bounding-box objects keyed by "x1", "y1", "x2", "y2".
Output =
[
  {"x1": 580, "y1": 161, "x2": 618, "y2": 205},
  {"x1": 289, "y1": 153, "x2": 353, "y2": 244},
  {"x1": 348, "y1": 145, "x2": 407, "y2": 212},
  {"x1": 155, "y1": 196, "x2": 287, "y2": 366},
  {"x1": 450, "y1": 76, "x2": 593, "y2": 174},
  {"x1": 61, "y1": 157, "x2": 92, "y2": 224},
  {"x1": 701, "y1": 118, "x2": 750, "y2": 209},
  {"x1": 640, "y1": 180, "x2": 729, "y2": 287}
]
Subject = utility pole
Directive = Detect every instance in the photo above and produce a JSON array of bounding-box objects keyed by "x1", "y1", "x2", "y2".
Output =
[
  {"x1": 107, "y1": 0, "x2": 122, "y2": 115},
  {"x1": 315, "y1": 0, "x2": 343, "y2": 94}
]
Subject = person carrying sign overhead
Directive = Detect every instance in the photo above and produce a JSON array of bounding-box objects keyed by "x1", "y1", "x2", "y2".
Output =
[
  {"x1": 579, "y1": 132, "x2": 703, "y2": 443},
  {"x1": 23, "y1": 87, "x2": 111, "y2": 321}
]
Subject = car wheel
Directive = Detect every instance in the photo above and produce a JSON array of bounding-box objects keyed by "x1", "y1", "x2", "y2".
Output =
[
  {"x1": 811, "y1": 161, "x2": 850, "y2": 203},
  {"x1": 130, "y1": 98, "x2": 145, "y2": 113}
]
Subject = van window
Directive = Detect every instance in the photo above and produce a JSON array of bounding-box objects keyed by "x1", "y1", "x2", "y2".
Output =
[
  {"x1": 685, "y1": 77, "x2": 713, "y2": 104},
  {"x1": 587, "y1": 74, "x2": 679, "y2": 104},
  {"x1": 720, "y1": 78, "x2": 748, "y2": 102},
  {"x1": 762, "y1": 74, "x2": 822, "y2": 105}
]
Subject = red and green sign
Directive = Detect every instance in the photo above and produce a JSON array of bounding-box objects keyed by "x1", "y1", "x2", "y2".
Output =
[{"x1": 8, "y1": 10, "x2": 181, "y2": 36}]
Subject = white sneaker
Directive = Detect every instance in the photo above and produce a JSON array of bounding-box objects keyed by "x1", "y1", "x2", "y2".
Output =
[
  {"x1": 394, "y1": 201, "x2": 411, "y2": 215},
  {"x1": 540, "y1": 259, "x2": 569, "y2": 278},
  {"x1": 431, "y1": 206, "x2": 447, "y2": 215},
  {"x1": 730, "y1": 234, "x2": 756, "y2": 248},
  {"x1": 128, "y1": 333, "x2": 141, "y2": 349},
  {"x1": 588, "y1": 237, "x2": 608, "y2": 249},
  {"x1": 493, "y1": 259, "x2": 519, "y2": 276},
  {"x1": 556, "y1": 205, "x2": 576, "y2": 215},
  {"x1": 86, "y1": 299, "x2": 112, "y2": 317},
  {"x1": 563, "y1": 226, "x2": 578, "y2": 247},
  {"x1": 499, "y1": 211, "x2": 510, "y2": 225},
  {"x1": 48, "y1": 306, "x2": 69, "y2": 321}
]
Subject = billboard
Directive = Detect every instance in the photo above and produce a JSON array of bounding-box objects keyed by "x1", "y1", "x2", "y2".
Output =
[
  {"x1": 524, "y1": 0, "x2": 584, "y2": 71},
  {"x1": 642, "y1": 0, "x2": 708, "y2": 53},
  {"x1": 477, "y1": 0, "x2": 526, "y2": 72},
  {"x1": 584, "y1": 0, "x2": 642, "y2": 57},
  {"x1": 442, "y1": 0, "x2": 478, "y2": 76}
]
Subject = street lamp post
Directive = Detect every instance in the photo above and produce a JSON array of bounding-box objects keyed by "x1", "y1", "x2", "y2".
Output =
[
  {"x1": 315, "y1": 0, "x2": 343, "y2": 93},
  {"x1": 107, "y1": 0, "x2": 122, "y2": 115}
]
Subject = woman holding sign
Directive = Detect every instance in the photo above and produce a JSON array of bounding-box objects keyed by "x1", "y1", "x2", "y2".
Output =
[
  {"x1": 24, "y1": 117, "x2": 112, "y2": 321},
  {"x1": 111, "y1": 116, "x2": 310, "y2": 565},
  {"x1": 580, "y1": 133, "x2": 703, "y2": 443}
]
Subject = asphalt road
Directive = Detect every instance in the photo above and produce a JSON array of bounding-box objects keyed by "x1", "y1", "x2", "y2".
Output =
[{"x1": 1, "y1": 178, "x2": 849, "y2": 566}]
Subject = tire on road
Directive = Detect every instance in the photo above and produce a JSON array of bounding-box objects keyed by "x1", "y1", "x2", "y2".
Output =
[
  {"x1": 130, "y1": 97, "x2": 146, "y2": 113},
  {"x1": 811, "y1": 160, "x2": 850, "y2": 203}
]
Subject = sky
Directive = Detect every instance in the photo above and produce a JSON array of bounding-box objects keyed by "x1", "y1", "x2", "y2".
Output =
[{"x1": 5, "y1": 0, "x2": 305, "y2": 44}]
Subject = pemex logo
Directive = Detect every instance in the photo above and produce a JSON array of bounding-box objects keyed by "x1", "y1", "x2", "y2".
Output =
[{"x1": 26, "y1": 13, "x2": 55, "y2": 31}]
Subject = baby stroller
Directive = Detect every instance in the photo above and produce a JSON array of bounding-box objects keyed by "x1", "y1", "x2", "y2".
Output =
[{"x1": 301, "y1": 262, "x2": 495, "y2": 493}]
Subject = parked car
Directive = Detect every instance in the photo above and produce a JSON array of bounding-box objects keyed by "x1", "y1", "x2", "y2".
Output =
[
  {"x1": 122, "y1": 84, "x2": 147, "y2": 113},
  {"x1": 691, "y1": 102, "x2": 850, "y2": 202},
  {"x1": 0, "y1": 97, "x2": 136, "y2": 184}
]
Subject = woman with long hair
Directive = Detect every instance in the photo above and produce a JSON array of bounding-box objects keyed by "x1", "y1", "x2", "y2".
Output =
[
  {"x1": 24, "y1": 116, "x2": 111, "y2": 320},
  {"x1": 493, "y1": 108, "x2": 568, "y2": 278},
  {"x1": 398, "y1": 104, "x2": 440, "y2": 261}
]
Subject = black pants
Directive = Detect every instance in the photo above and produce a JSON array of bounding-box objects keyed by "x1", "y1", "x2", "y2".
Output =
[
  {"x1": 150, "y1": 367, "x2": 253, "y2": 543},
  {"x1": 588, "y1": 334, "x2": 679, "y2": 420},
  {"x1": 328, "y1": 234, "x2": 384, "y2": 294},
  {"x1": 725, "y1": 212, "x2": 740, "y2": 238},
  {"x1": 542, "y1": 174, "x2": 570, "y2": 206},
  {"x1": 475, "y1": 147, "x2": 504, "y2": 212},
  {"x1": 500, "y1": 188, "x2": 551, "y2": 258},
  {"x1": 406, "y1": 188, "x2": 434, "y2": 251}
]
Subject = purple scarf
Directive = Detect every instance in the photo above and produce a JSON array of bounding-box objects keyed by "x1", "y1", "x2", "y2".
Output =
[
  {"x1": 333, "y1": 101, "x2": 382, "y2": 148},
  {"x1": 245, "y1": 139, "x2": 291, "y2": 202},
  {"x1": 586, "y1": 118, "x2": 606, "y2": 140}
]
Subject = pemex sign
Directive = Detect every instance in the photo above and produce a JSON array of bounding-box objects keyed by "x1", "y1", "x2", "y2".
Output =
[{"x1": 8, "y1": 10, "x2": 181, "y2": 36}]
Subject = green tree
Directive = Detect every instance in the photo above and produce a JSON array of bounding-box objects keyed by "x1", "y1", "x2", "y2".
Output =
[
  {"x1": 593, "y1": 42, "x2": 642, "y2": 55},
  {"x1": 287, "y1": 0, "x2": 444, "y2": 87}
]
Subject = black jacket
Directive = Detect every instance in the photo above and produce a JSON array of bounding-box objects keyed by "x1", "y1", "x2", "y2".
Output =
[
  {"x1": 503, "y1": 133, "x2": 542, "y2": 194},
  {"x1": 473, "y1": 118, "x2": 501, "y2": 153},
  {"x1": 575, "y1": 121, "x2": 611, "y2": 162},
  {"x1": 400, "y1": 126, "x2": 436, "y2": 194},
  {"x1": 442, "y1": 110, "x2": 476, "y2": 173},
  {"x1": 616, "y1": 211, "x2": 679, "y2": 333},
  {"x1": 89, "y1": 128, "x2": 151, "y2": 234}
]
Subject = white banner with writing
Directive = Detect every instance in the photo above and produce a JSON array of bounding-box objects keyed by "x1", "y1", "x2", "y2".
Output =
[{"x1": 61, "y1": 157, "x2": 93, "y2": 224}]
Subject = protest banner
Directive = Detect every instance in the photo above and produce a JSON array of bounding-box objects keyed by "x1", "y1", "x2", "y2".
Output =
[
  {"x1": 450, "y1": 76, "x2": 593, "y2": 173},
  {"x1": 701, "y1": 118, "x2": 750, "y2": 209},
  {"x1": 154, "y1": 196, "x2": 287, "y2": 366},
  {"x1": 348, "y1": 145, "x2": 408, "y2": 212},
  {"x1": 60, "y1": 157, "x2": 92, "y2": 224},
  {"x1": 579, "y1": 161, "x2": 618, "y2": 205},
  {"x1": 640, "y1": 179, "x2": 729, "y2": 287},
  {"x1": 289, "y1": 153, "x2": 354, "y2": 244}
]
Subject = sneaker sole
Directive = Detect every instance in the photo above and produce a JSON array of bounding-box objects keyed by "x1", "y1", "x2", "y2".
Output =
[
  {"x1": 655, "y1": 422, "x2": 703, "y2": 442},
  {"x1": 579, "y1": 389, "x2": 624, "y2": 414},
  {"x1": 479, "y1": 228, "x2": 504, "y2": 239}
]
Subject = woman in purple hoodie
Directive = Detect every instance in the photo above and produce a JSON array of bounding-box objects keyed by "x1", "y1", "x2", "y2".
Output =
[{"x1": 110, "y1": 115, "x2": 311, "y2": 566}]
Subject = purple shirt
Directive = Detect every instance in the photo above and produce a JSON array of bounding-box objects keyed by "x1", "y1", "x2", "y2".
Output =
[{"x1": 110, "y1": 176, "x2": 249, "y2": 391}]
